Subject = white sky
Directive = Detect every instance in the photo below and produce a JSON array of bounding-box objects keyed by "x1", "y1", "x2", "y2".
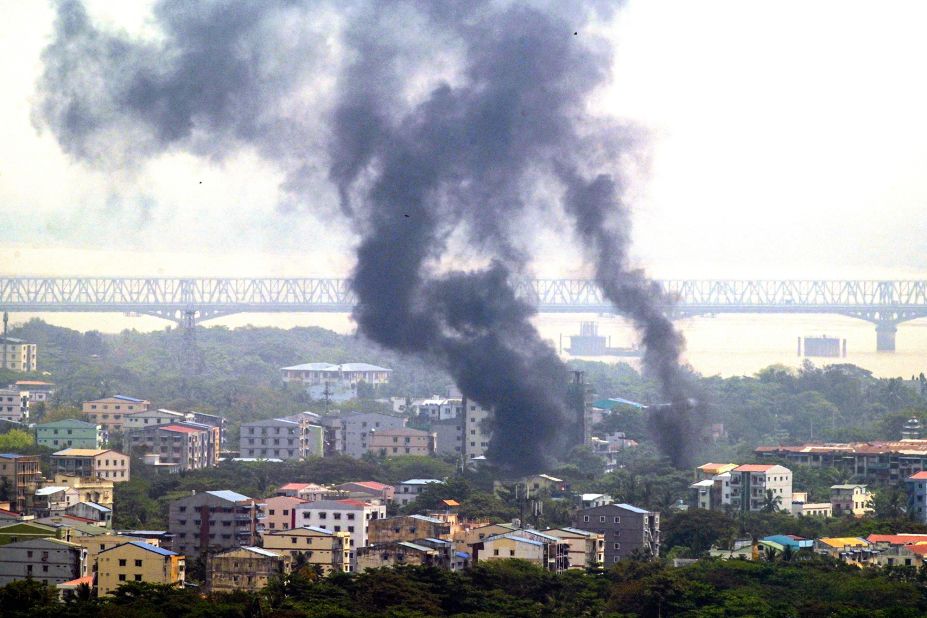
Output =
[{"x1": 2, "y1": 0, "x2": 927, "y2": 279}]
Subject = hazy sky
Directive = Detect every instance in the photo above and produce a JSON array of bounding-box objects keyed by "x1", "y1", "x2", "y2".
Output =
[{"x1": 3, "y1": 0, "x2": 927, "y2": 279}]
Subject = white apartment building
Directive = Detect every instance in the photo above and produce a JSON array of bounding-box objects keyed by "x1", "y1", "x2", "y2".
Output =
[
  {"x1": 417, "y1": 397, "x2": 463, "y2": 421},
  {"x1": 463, "y1": 399, "x2": 492, "y2": 460},
  {"x1": 730, "y1": 464, "x2": 792, "y2": 513},
  {"x1": 293, "y1": 499, "x2": 386, "y2": 562},
  {"x1": 394, "y1": 479, "x2": 443, "y2": 507},
  {"x1": 124, "y1": 409, "x2": 186, "y2": 431},
  {"x1": 0, "y1": 389, "x2": 27, "y2": 423},
  {"x1": 281, "y1": 362, "x2": 392, "y2": 402}
]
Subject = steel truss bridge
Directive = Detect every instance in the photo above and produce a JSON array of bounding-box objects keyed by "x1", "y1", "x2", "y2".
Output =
[{"x1": 3, "y1": 277, "x2": 927, "y2": 351}]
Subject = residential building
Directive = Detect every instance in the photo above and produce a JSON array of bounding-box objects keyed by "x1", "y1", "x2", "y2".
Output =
[
  {"x1": 572, "y1": 503, "x2": 660, "y2": 565},
  {"x1": 368, "y1": 514, "x2": 451, "y2": 545},
  {"x1": 262, "y1": 526, "x2": 352, "y2": 573},
  {"x1": 0, "y1": 389, "x2": 28, "y2": 423},
  {"x1": 368, "y1": 427, "x2": 436, "y2": 457},
  {"x1": 275, "y1": 482, "x2": 334, "y2": 502},
  {"x1": 830, "y1": 484, "x2": 874, "y2": 517},
  {"x1": 0, "y1": 521, "x2": 65, "y2": 546},
  {"x1": 0, "y1": 453, "x2": 42, "y2": 512},
  {"x1": 472, "y1": 529, "x2": 568, "y2": 572},
  {"x1": 394, "y1": 479, "x2": 443, "y2": 507},
  {"x1": 319, "y1": 416, "x2": 345, "y2": 456},
  {"x1": 524, "y1": 474, "x2": 567, "y2": 494},
  {"x1": 123, "y1": 408, "x2": 185, "y2": 432},
  {"x1": 730, "y1": 464, "x2": 792, "y2": 513},
  {"x1": 239, "y1": 418, "x2": 322, "y2": 460},
  {"x1": 263, "y1": 495, "x2": 306, "y2": 531},
  {"x1": 73, "y1": 534, "x2": 149, "y2": 575},
  {"x1": 460, "y1": 523, "x2": 521, "y2": 547},
  {"x1": 82, "y1": 396, "x2": 150, "y2": 434},
  {"x1": 543, "y1": 527, "x2": 605, "y2": 570},
  {"x1": 12, "y1": 380, "x2": 55, "y2": 403},
  {"x1": 96, "y1": 541, "x2": 184, "y2": 596},
  {"x1": 36, "y1": 419, "x2": 103, "y2": 450},
  {"x1": 293, "y1": 499, "x2": 385, "y2": 558},
  {"x1": 463, "y1": 399, "x2": 491, "y2": 460},
  {"x1": 281, "y1": 362, "x2": 392, "y2": 401},
  {"x1": 128, "y1": 423, "x2": 218, "y2": 471},
  {"x1": 66, "y1": 502, "x2": 112, "y2": 527},
  {"x1": 432, "y1": 417, "x2": 464, "y2": 457},
  {"x1": 188, "y1": 411, "x2": 227, "y2": 446},
  {"x1": 356, "y1": 541, "x2": 440, "y2": 571},
  {"x1": 790, "y1": 492, "x2": 832, "y2": 517},
  {"x1": 207, "y1": 546, "x2": 286, "y2": 593},
  {"x1": 53, "y1": 474, "x2": 114, "y2": 509},
  {"x1": 0, "y1": 337, "x2": 37, "y2": 373},
  {"x1": 867, "y1": 533, "x2": 927, "y2": 551},
  {"x1": 756, "y1": 440, "x2": 927, "y2": 483},
  {"x1": 908, "y1": 471, "x2": 927, "y2": 523},
  {"x1": 0, "y1": 537, "x2": 85, "y2": 586},
  {"x1": 417, "y1": 397, "x2": 463, "y2": 421},
  {"x1": 334, "y1": 481, "x2": 394, "y2": 503},
  {"x1": 340, "y1": 412, "x2": 407, "y2": 458},
  {"x1": 50, "y1": 448, "x2": 130, "y2": 482},
  {"x1": 32, "y1": 516, "x2": 109, "y2": 541},
  {"x1": 814, "y1": 537, "x2": 874, "y2": 565},
  {"x1": 168, "y1": 490, "x2": 263, "y2": 557},
  {"x1": 33, "y1": 486, "x2": 80, "y2": 518}
]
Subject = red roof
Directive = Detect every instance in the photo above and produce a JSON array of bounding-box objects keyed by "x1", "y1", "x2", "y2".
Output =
[
  {"x1": 349, "y1": 481, "x2": 391, "y2": 491},
  {"x1": 58, "y1": 575, "x2": 94, "y2": 588},
  {"x1": 280, "y1": 483, "x2": 313, "y2": 491},
  {"x1": 160, "y1": 424, "x2": 201, "y2": 435},
  {"x1": 867, "y1": 534, "x2": 927, "y2": 545},
  {"x1": 61, "y1": 514, "x2": 97, "y2": 524},
  {"x1": 336, "y1": 499, "x2": 370, "y2": 508},
  {"x1": 0, "y1": 508, "x2": 20, "y2": 517},
  {"x1": 909, "y1": 471, "x2": 927, "y2": 480},
  {"x1": 734, "y1": 464, "x2": 777, "y2": 472},
  {"x1": 908, "y1": 544, "x2": 927, "y2": 556}
]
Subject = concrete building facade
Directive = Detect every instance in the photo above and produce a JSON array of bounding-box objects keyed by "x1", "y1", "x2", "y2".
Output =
[
  {"x1": 293, "y1": 499, "x2": 385, "y2": 557},
  {"x1": 0, "y1": 337, "x2": 37, "y2": 373},
  {"x1": 0, "y1": 537, "x2": 85, "y2": 586},
  {"x1": 239, "y1": 418, "x2": 322, "y2": 460},
  {"x1": 82, "y1": 396, "x2": 150, "y2": 435},
  {"x1": 168, "y1": 490, "x2": 263, "y2": 557},
  {"x1": 36, "y1": 419, "x2": 103, "y2": 450},
  {"x1": 830, "y1": 484, "x2": 874, "y2": 517},
  {"x1": 262, "y1": 495, "x2": 307, "y2": 531},
  {"x1": 368, "y1": 427, "x2": 436, "y2": 457},
  {"x1": 128, "y1": 423, "x2": 218, "y2": 471},
  {"x1": 0, "y1": 388, "x2": 28, "y2": 423},
  {"x1": 96, "y1": 541, "x2": 184, "y2": 596},
  {"x1": 543, "y1": 527, "x2": 605, "y2": 570},
  {"x1": 367, "y1": 514, "x2": 451, "y2": 545},
  {"x1": 262, "y1": 526, "x2": 352, "y2": 574},
  {"x1": 463, "y1": 399, "x2": 491, "y2": 460},
  {"x1": 730, "y1": 464, "x2": 792, "y2": 513},
  {"x1": 207, "y1": 546, "x2": 285, "y2": 593},
  {"x1": 572, "y1": 503, "x2": 660, "y2": 565},
  {"x1": 394, "y1": 479, "x2": 443, "y2": 507},
  {"x1": 50, "y1": 449, "x2": 130, "y2": 482},
  {"x1": 53, "y1": 474, "x2": 114, "y2": 509},
  {"x1": 0, "y1": 453, "x2": 41, "y2": 512}
]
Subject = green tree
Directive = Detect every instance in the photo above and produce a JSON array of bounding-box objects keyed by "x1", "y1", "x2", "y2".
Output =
[
  {"x1": 761, "y1": 489, "x2": 783, "y2": 513},
  {"x1": 0, "y1": 429, "x2": 34, "y2": 451}
]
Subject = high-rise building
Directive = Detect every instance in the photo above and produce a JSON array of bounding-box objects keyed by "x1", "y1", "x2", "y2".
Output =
[
  {"x1": 572, "y1": 503, "x2": 660, "y2": 565},
  {"x1": 168, "y1": 490, "x2": 263, "y2": 557}
]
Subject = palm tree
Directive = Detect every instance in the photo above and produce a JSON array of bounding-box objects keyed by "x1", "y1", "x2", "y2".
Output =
[{"x1": 761, "y1": 489, "x2": 782, "y2": 513}]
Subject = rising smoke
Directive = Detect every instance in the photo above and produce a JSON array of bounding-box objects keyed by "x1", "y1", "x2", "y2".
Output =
[{"x1": 34, "y1": 0, "x2": 695, "y2": 471}]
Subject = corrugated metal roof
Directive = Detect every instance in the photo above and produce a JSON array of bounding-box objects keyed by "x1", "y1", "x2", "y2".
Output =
[
  {"x1": 52, "y1": 448, "x2": 112, "y2": 457},
  {"x1": 74, "y1": 502, "x2": 111, "y2": 513},
  {"x1": 113, "y1": 395, "x2": 146, "y2": 403},
  {"x1": 125, "y1": 541, "x2": 178, "y2": 556},
  {"x1": 409, "y1": 514, "x2": 444, "y2": 524},
  {"x1": 241, "y1": 546, "x2": 283, "y2": 558},
  {"x1": 397, "y1": 541, "x2": 435, "y2": 552},
  {"x1": 400, "y1": 479, "x2": 442, "y2": 485},
  {"x1": 36, "y1": 486, "x2": 68, "y2": 496},
  {"x1": 615, "y1": 503, "x2": 650, "y2": 514},
  {"x1": 206, "y1": 490, "x2": 252, "y2": 503}
]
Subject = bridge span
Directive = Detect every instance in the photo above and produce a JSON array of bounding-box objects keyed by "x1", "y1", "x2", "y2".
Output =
[{"x1": 3, "y1": 277, "x2": 927, "y2": 351}]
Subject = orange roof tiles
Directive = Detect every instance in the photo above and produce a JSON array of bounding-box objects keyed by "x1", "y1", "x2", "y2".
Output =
[
  {"x1": 867, "y1": 534, "x2": 927, "y2": 545},
  {"x1": 734, "y1": 464, "x2": 776, "y2": 472},
  {"x1": 909, "y1": 472, "x2": 927, "y2": 480}
]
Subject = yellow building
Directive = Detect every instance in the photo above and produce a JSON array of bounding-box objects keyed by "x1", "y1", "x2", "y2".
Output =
[
  {"x1": 50, "y1": 449, "x2": 130, "y2": 483},
  {"x1": 207, "y1": 546, "x2": 287, "y2": 593},
  {"x1": 695, "y1": 463, "x2": 739, "y2": 481},
  {"x1": 53, "y1": 475, "x2": 114, "y2": 508},
  {"x1": 82, "y1": 396, "x2": 150, "y2": 434},
  {"x1": 0, "y1": 337, "x2": 37, "y2": 372},
  {"x1": 543, "y1": 527, "x2": 605, "y2": 570},
  {"x1": 261, "y1": 526, "x2": 352, "y2": 574},
  {"x1": 73, "y1": 534, "x2": 160, "y2": 578},
  {"x1": 96, "y1": 541, "x2": 184, "y2": 596}
]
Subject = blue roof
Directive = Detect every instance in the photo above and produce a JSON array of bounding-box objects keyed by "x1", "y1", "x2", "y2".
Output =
[
  {"x1": 128, "y1": 541, "x2": 177, "y2": 556},
  {"x1": 206, "y1": 490, "x2": 252, "y2": 503},
  {"x1": 0, "y1": 453, "x2": 29, "y2": 459},
  {"x1": 455, "y1": 551, "x2": 470, "y2": 559},
  {"x1": 763, "y1": 535, "x2": 813, "y2": 548},
  {"x1": 615, "y1": 503, "x2": 650, "y2": 515},
  {"x1": 113, "y1": 395, "x2": 145, "y2": 403}
]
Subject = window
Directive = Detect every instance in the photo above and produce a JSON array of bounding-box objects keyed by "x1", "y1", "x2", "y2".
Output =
[
  {"x1": 42, "y1": 565, "x2": 49, "y2": 573},
  {"x1": 493, "y1": 549, "x2": 499, "y2": 556},
  {"x1": 614, "y1": 517, "x2": 620, "y2": 523},
  {"x1": 119, "y1": 574, "x2": 126, "y2": 581},
  {"x1": 614, "y1": 543, "x2": 621, "y2": 549},
  {"x1": 599, "y1": 516, "x2": 606, "y2": 523},
  {"x1": 135, "y1": 560, "x2": 143, "y2": 567},
  {"x1": 269, "y1": 509, "x2": 275, "y2": 515},
  {"x1": 27, "y1": 551, "x2": 32, "y2": 558},
  {"x1": 118, "y1": 559, "x2": 127, "y2": 567},
  {"x1": 583, "y1": 516, "x2": 589, "y2": 523},
  {"x1": 134, "y1": 574, "x2": 142, "y2": 581}
]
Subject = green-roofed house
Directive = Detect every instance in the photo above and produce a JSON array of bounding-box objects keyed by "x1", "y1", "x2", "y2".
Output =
[
  {"x1": 36, "y1": 419, "x2": 103, "y2": 450},
  {"x1": 0, "y1": 521, "x2": 65, "y2": 546}
]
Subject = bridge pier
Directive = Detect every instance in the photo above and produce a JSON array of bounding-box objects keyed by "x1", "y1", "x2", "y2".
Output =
[{"x1": 876, "y1": 321, "x2": 898, "y2": 352}]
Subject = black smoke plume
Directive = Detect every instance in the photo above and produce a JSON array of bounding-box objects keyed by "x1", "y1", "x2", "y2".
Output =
[{"x1": 34, "y1": 0, "x2": 694, "y2": 471}]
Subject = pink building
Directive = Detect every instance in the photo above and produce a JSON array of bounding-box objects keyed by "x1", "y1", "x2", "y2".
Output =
[
  {"x1": 263, "y1": 495, "x2": 307, "y2": 531},
  {"x1": 275, "y1": 482, "x2": 333, "y2": 502},
  {"x1": 334, "y1": 481, "x2": 395, "y2": 503}
]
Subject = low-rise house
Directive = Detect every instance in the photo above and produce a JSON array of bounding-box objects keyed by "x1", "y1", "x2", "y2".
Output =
[
  {"x1": 53, "y1": 474, "x2": 114, "y2": 508},
  {"x1": 275, "y1": 482, "x2": 334, "y2": 501},
  {"x1": 867, "y1": 533, "x2": 927, "y2": 550},
  {"x1": 335, "y1": 481, "x2": 395, "y2": 503},
  {"x1": 34, "y1": 486, "x2": 80, "y2": 517},
  {"x1": 416, "y1": 397, "x2": 463, "y2": 421},
  {"x1": 790, "y1": 493, "x2": 832, "y2": 517},
  {"x1": 356, "y1": 541, "x2": 440, "y2": 571},
  {"x1": 263, "y1": 495, "x2": 307, "y2": 531},
  {"x1": 293, "y1": 499, "x2": 385, "y2": 559},
  {"x1": 814, "y1": 537, "x2": 874, "y2": 565},
  {"x1": 0, "y1": 537, "x2": 86, "y2": 586},
  {"x1": 36, "y1": 419, "x2": 103, "y2": 450},
  {"x1": 572, "y1": 503, "x2": 660, "y2": 565},
  {"x1": 460, "y1": 522, "x2": 520, "y2": 547},
  {"x1": 50, "y1": 449, "x2": 130, "y2": 483},
  {"x1": 368, "y1": 427, "x2": 436, "y2": 457},
  {"x1": 207, "y1": 546, "x2": 286, "y2": 593},
  {"x1": 0, "y1": 521, "x2": 65, "y2": 545},
  {"x1": 261, "y1": 525, "x2": 352, "y2": 573},
  {"x1": 871, "y1": 543, "x2": 927, "y2": 568},
  {"x1": 74, "y1": 533, "x2": 157, "y2": 578},
  {"x1": 82, "y1": 396, "x2": 150, "y2": 435},
  {"x1": 580, "y1": 494, "x2": 613, "y2": 509},
  {"x1": 168, "y1": 490, "x2": 264, "y2": 557},
  {"x1": 394, "y1": 479, "x2": 443, "y2": 506},
  {"x1": 543, "y1": 527, "x2": 605, "y2": 570},
  {"x1": 0, "y1": 453, "x2": 42, "y2": 512},
  {"x1": 830, "y1": 484, "x2": 874, "y2": 517},
  {"x1": 96, "y1": 541, "x2": 184, "y2": 596},
  {"x1": 32, "y1": 516, "x2": 109, "y2": 540},
  {"x1": 368, "y1": 514, "x2": 451, "y2": 545},
  {"x1": 66, "y1": 502, "x2": 112, "y2": 527},
  {"x1": 13, "y1": 380, "x2": 54, "y2": 404},
  {"x1": 730, "y1": 464, "x2": 792, "y2": 513},
  {"x1": 760, "y1": 535, "x2": 814, "y2": 554},
  {"x1": 524, "y1": 474, "x2": 566, "y2": 494}
]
